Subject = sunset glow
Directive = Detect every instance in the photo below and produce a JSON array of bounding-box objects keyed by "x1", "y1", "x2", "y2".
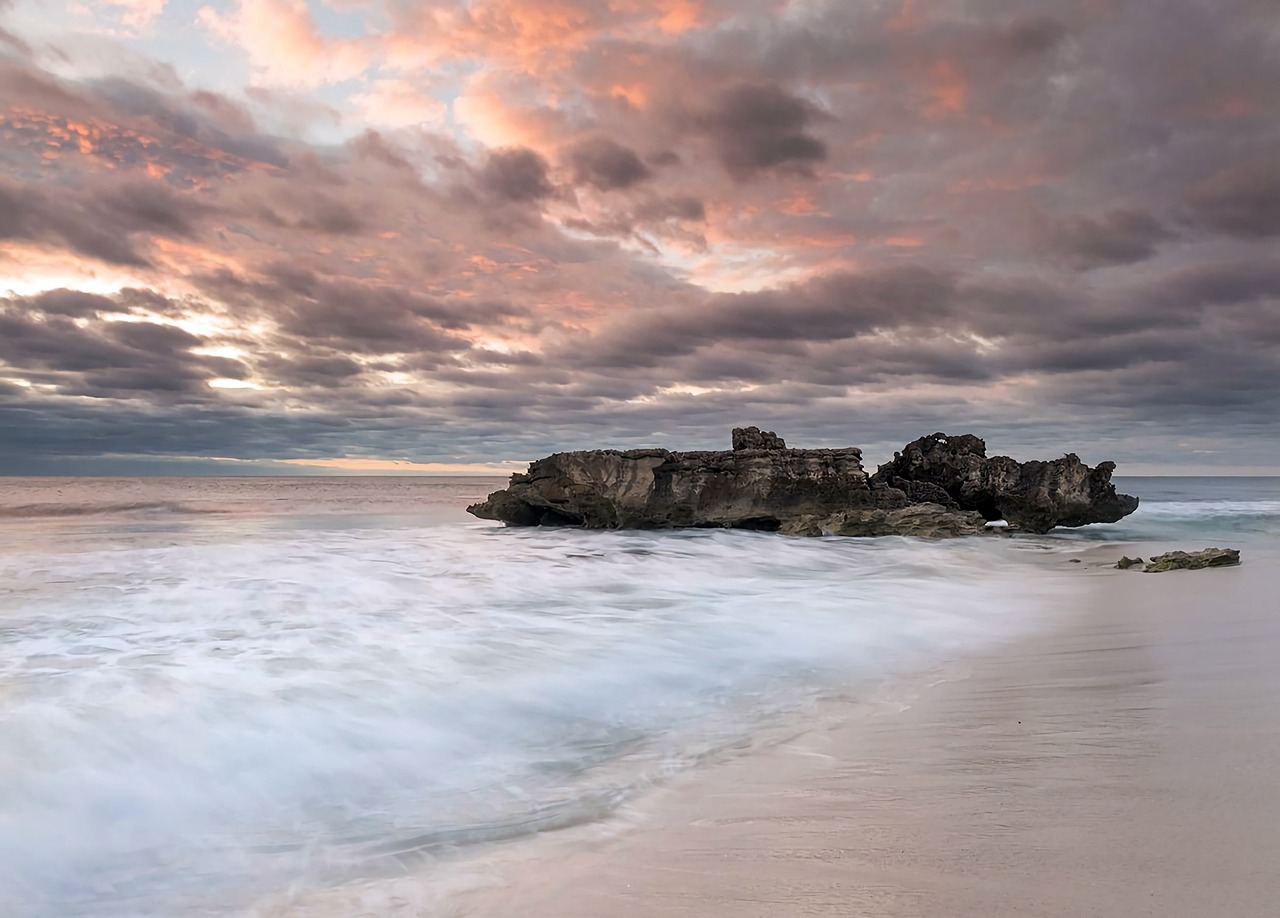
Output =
[{"x1": 0, "y1": 0, "x2": 1276, "y2": 473}]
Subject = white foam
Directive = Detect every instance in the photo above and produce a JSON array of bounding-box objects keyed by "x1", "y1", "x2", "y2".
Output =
[{"x1": 0, "y1": 522, "x2": 1066, "y2": 916}]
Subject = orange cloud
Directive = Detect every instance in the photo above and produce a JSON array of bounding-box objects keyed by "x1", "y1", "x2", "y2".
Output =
[
  {"x1": 349, "y1": 78, "x2": 445, "y2": 128},
  {"x1": 925, "y1": 60, "x2": 968, "y2": 116},
  {"x1": 276, "y1": 457, "x2": 523, "y2": 473},
  {"x1": 778, "y1": 191, "x2": 824, "y2": 216}
]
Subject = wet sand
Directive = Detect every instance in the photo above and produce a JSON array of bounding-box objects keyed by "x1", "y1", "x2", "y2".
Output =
[{"x1": 458, "y1": 552, "x2": 1280, "y2": 917}]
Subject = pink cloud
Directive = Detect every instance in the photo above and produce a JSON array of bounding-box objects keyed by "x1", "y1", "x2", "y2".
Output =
[
  {"x1": 349, "y1": 78, "x2": 446, "y2": 128},
  {"x1": 197, "y1": 0, "x2": 375, "y2": 86}
]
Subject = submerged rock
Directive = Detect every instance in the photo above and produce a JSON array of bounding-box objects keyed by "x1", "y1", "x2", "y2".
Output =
[
  {"x1": 869, "y1": 432, "x2": 1139, "y2": 534},
  {"x1": 1144, "y1": 548, "x2": 1241, "y2": 572},
  {"x1": 1116, "y1": 556, "x2": 1145, "y2": 570},
  {"x1": 468, "y1": 427, "x2": 1139, "y2": 538}
]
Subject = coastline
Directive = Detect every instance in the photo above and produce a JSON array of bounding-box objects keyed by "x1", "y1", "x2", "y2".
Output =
[{"x1": 446, "y1": 545, "x2": 1280, "y2": 917}]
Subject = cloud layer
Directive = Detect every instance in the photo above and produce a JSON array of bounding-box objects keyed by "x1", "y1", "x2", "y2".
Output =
[{"x1": 0, "y1": 0, "x2": 1277, "y2": 473}]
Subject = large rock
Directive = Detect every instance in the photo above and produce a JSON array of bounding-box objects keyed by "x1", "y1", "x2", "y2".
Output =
[
  {"x1": 468, "y1": 427, "x2": 1138, "y2": 538},
  {"x1": 468, "y1": 439, "x2": 891, "y2": 531},
  {"x1": 869, "y1": 432, "x2": 1139, "y2": 534},
  {"x1": 1144, "y1": 548, "x2": 1241, "y2": 572}
]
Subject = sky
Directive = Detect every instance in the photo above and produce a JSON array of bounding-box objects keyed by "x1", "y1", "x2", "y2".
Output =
[{"x1": 0, "y1": 0, "x2": 1277, "y2": 475}]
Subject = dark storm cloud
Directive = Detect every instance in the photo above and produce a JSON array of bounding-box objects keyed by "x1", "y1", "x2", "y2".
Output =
[
  {"x1": 1144, "y1": 259, "x2": 1280, "y2": 310},
  {"x1": 256, "y1": 353, "x2": 365, "y2": 388},
  {"x1": 1049, "y1": 209, "x2": 1171, "y2": 269},
  {"x1": 0, "y1": 296, "x2": 247, "y2": 398},
  {"x1": 1001, "y1": 16, "x2": 1068, "y2": 55},
  {"x1": 1183, "y1": 162, "x2": 1280, "y2": 239},
  {"x1": 0, "y1": 173, "x2": 215, "y2": 266},
  {"x1": 570, "y1": 266, "x2": 957, "y2": 368},
  {"x1": 20, "y1": 288, "x2": 133, "y2": 318},
  {"x1": 0, "y1": 181, "x2": 147, "y2": 266},
  {"x1": 89, "y1": 77, "x2": 289, "y2": 170},
  {"x1": 193, "y1": 266, "x2": 520, "y2": 357},
  {"x1": 478, "y1": 147, "x2": 554, "y2": 202},
  {"x1": 693, "y1": 83, "x2": 829, "y2": 180},
  {"x1": 245, "y1": 191, "x2": 365, "y2": 234},
  {"x1": 566, "y1": 137, "x2": 651, "y2": 191},
  {"x1": 636, "y1": 195, "x2": 706, "y2": 221}
]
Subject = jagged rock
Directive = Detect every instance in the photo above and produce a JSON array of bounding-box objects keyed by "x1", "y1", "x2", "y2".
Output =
[
  {"x1": 1144, "y1": 548, "x2": 1241, "y2": 573},
  {"x1": 869, "y1": 432, "x2": 1138, "y2": 534},
  {"x1": 468, "y1": 440, "x2": 883, "y2": 531},
  {"x1": 1116, "y1": 556, "x2": 1144, "y2": 570},
  {"x1": 468, "y1": 427, "x2": 1138, "y2": 538},
  {"x1": 732, "y1": 426, "x2": 787, "y2": 451}
]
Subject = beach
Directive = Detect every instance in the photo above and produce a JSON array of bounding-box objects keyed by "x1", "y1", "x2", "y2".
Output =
[
  {"x1": 456, "y1": 547, "x2": 1280, "y2": 917},
  {"x1": 0, "y1": 477, "x2": 1277, "y2": 916}
]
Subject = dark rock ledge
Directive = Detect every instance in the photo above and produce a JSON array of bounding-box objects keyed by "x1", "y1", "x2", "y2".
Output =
[
  {"x1": 467, "y1": 427, "x2": 1140, "y2": 538},
  {"x1": 1124, "y1": 548, "x2": 1241, "y2": 572}
]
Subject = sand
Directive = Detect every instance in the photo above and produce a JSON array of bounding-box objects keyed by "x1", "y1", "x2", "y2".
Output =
[{"x1": 453, "y1": 551, "x2": 1280, "y2": 917}]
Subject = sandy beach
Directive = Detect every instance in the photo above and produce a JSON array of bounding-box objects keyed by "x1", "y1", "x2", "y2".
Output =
[{"x1": 454, "y1": 549, "x2": 1280, "y2": 917}]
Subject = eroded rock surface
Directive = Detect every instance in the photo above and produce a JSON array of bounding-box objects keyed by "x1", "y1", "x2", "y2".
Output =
[
  {"x1": 468, "y1": 427, "x2": 1139, "y2": 538},
  {"x1": 731, "y1": 426, "x2": 787, "y2": 451},
  {"x1": 1144, "y1": 548, "x2": 1241, "y2": 572},
  {"x1": 869, "y1": 432, "x2": 1139, "y2": 534}
]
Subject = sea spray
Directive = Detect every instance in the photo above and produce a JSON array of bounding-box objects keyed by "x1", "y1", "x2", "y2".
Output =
[{"x1": 0, "y1": 518, "x2": 1064, "y2": 917}]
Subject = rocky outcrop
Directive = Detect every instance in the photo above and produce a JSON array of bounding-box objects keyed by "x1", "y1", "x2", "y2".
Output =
[
  {"x1": 1143, "y1": 548, "x2": 1240, "y2": 572},
  {"x1": 468, "y1": 427, "x2": 1139, "y2": 538},
  {"x1": 1116, "y1": 556, "x2": 1144, "y2": 570},
  {"x1": 469, "y1": 440, "x2": 884, "y2": 531},
  {"x1": 731, "y1": 426, "x2": 788, "y2": 451},
  {"x1": 869, "y1": 432, "x2": 1139, "y2": 534}
]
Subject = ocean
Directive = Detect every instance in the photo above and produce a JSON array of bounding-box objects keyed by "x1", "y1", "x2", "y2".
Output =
[{"x1": 0, "y1": 476, "x2": 1275, "y2": 917}]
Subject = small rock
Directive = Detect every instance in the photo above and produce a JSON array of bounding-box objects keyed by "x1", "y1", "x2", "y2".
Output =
[
  {"x1": 1144, "y1": 548, "x2": 1241, "y2": 573},
  {"x1": 1069, "y1": 558, "x2": 1082, "y2": 563},
  {"x1": 1115, "y1": 556, "x2": 1144, "y2": 570}
]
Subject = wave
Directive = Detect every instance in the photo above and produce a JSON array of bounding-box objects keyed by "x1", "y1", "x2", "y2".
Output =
[
  {"x1": 0, "y1": 525, "x2": 1068, "y2": 917},
  {"x1": 0, "y1": 500, "x2": 228, "y2": 519},
  {"x1": 1053, "y1": 498, "x2": 1280, "y2": 543},
  {"x1": 1136, "y1": 499, "x2": 1280, "y2": 518}
]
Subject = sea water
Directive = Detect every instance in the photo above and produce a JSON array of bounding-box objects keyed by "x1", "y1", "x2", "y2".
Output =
[{"x1": 0, "y1": 476, "x2": 1273, "y2": 916}]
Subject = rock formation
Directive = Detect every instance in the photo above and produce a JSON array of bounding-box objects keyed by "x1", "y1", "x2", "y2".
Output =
[
  {"x1": 731, "y1": 426, "x2": 788, "y2": 451},
  {"x1": 869, "y1": 433, "x2": 1139, "y2": 534},
  {"x1": 467, "y1": 427, "x2": 1139, "y2": 538},
  {"x1": 1142, "y1": 548, "x2": 1241, "y2": 572},
  {"x1": 1116, "y1": 556, "x2": 1144, "y2": 570}
]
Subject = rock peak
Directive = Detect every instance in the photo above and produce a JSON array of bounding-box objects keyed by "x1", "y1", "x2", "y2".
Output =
[{"x1": 732, "y1": 426, "x2": 787, "y2": 450}]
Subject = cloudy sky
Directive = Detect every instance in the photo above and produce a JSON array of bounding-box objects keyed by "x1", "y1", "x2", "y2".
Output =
[{"x1": 0, "y1": 0, "x2": 1276, "y2": 475}]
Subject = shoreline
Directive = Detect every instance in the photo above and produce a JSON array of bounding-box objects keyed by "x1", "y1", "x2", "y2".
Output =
[{"x1": 443, "y1": 546, "x2": 1279, "y2": 917}]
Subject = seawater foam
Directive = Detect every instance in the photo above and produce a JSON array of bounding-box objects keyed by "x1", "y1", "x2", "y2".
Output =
[{"x1": 0, "y1": 522, "x2": 1065, "y2": 917}]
